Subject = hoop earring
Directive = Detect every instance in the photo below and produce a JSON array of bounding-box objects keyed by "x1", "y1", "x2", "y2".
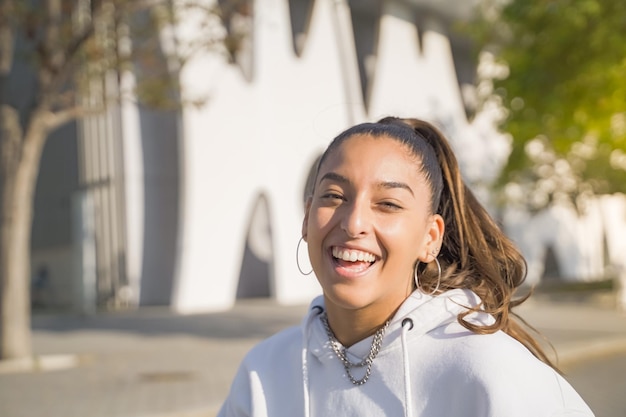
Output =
[
  {"x1": 296, "y1": 237, "x2": 313, "y2": 275},
  {"x1": 413, "y1": 258, "x2": 442, "y2": 296}
]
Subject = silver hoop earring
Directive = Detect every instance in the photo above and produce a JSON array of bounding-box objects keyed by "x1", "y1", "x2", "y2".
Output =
[
  {"x1": 296, "y1": 237, "x2": 313, "y2": 275},
  {"x1": 414, "y1": 258, "x2": 442, "y2": 296}
]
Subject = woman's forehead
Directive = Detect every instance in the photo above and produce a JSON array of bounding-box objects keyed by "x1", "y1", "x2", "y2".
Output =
[
  {"x1": 318, "y1": 134, "x2": 425, "y2": 181},
  {"x1": 324, "y1": 134, "x2": 421, "y2": 167}
]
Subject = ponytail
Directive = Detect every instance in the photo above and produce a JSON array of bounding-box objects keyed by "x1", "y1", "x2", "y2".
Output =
[{"x1": 378, "y1": 117, "x2": 557, "y2": 370}]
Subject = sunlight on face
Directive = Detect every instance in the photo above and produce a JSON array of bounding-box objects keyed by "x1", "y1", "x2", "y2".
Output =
[{"x1": 303, "y1": 134, "x2": 441, "y2": 319}]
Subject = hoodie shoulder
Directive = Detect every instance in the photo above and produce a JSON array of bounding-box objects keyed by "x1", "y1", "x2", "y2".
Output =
[
  {"x1": 241, "y1": 297, "x2": 323, "y2": 371},
  {"x1": 218, "y1": 325, "x2": 306, "y2": 417},
  {"x1": 424, "y1": 324, "x2": 594, "y2": 416},
  {"x1": 243, "y1": 325, "x2": 303, "y2": 368}
]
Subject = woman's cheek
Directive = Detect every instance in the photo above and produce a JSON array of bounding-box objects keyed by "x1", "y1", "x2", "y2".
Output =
[{"x1": 313, "y1": 208, "x2": 334, "y2": 230}]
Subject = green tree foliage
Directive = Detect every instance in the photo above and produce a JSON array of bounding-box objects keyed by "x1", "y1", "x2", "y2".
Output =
[{"x1": 469, "y1": 0, "x2": 626, "y2": 209}]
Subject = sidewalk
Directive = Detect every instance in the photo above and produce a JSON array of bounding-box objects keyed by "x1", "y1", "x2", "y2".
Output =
[{"x1": 1, "y1": 294, "x2": 625, "y2": 417}]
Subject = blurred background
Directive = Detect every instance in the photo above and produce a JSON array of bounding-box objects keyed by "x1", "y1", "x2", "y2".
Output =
[{"x1": 0, "y1": 0, "x2": 625, "y2": 416}]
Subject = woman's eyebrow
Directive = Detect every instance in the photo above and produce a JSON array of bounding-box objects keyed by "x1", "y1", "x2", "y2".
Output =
[
  {"x1": 377, "y1": 181, "x2": 414, "y2": 196},
  {"x1": 319, "y1": 172, "x2": 350, "y2": 185},
  {"x1": 320, "y1": 173, "x2": 414, "y2": 196}
]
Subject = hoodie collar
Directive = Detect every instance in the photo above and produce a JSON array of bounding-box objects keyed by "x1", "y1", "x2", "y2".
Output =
[
  {"x1": 303, "y1": 288, "x2": 486, "y2": 361},
  {"x1": 299, "y1": 289, "x2": 489, "y2": 417}
]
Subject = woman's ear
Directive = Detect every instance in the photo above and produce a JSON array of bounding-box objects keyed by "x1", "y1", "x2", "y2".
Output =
[
  {"x1": 301, "y1": 197, "x2": 312, "y2": 241},
  {"x1": 429, "y1": 214, "x2": 445, "y2": 259},
  {"x1": 418, "y1": 214, "x2": 445, "y2": 262}
]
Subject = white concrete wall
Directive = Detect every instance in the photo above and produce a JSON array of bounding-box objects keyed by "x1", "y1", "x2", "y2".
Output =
[
  {"x1": 30, "y1": 0, "x2": 626, "y2": 312},
  {"x1": 504, "y1": 195, "x2": 626, "y2": 287},
  {"x1": 119, "y1": 71, "x2": 144, "y2": 307},
  {"x1": 600, "y1": 194, "x2": 626, "y2": 271},
  {"x1": 169, "y1": 0, "x2": 511, "y2": 312}
]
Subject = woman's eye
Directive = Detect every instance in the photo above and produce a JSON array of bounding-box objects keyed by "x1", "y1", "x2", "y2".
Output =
[
  {"x1": 321, "y1": 192, "x2": 343, "y2": 200},
  {"x1": 380, "y1": 201, "x2": 402, "y2": 211}
]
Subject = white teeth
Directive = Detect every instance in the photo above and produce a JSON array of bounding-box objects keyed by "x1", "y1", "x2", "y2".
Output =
[{"x1": 332, "y1": 247, "x2": 375, "y2": 263}]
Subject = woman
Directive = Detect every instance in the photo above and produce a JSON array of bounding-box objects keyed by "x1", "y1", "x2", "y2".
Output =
[{"x1": 217, "y1": 117, "x2": 594, "y2": 417}]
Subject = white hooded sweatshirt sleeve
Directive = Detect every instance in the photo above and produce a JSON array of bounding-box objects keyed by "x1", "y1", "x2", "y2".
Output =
[{"x1": 217, "y1": 289, "x2": 595, "y2": 417}]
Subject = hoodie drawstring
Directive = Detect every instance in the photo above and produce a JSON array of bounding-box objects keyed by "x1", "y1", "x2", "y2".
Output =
[
  {"x1": 401, "y1": 317, "x2": 414, "y2": 417},
  {"x1": 303, "y1": 306, "x2": 324, "y2": 417},
  {"x1": 302, "y1": 341, "x2": 311, "y2": 417}
]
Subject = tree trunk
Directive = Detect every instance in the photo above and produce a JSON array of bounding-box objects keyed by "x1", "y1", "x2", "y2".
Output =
[{"x1": 0, "y1": 105, "x2": 48, "y2": 360}]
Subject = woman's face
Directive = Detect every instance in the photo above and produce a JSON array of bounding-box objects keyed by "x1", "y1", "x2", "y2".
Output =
[{"x1": 303, "y1": 134, "x2": 444, "y2": 318}]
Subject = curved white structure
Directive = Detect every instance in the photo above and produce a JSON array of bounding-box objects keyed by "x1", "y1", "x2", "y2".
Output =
[{"x1": 170, "y1": 0, "x2": 508, "y2": 312}]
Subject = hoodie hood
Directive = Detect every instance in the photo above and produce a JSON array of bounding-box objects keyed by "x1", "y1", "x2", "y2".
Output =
[
  {"x1": 388, "y1": 288, "x2": 493, "y2": 340},
  {"x1": 299, "y1": 289, "x2": 493, "y2": 417},
  {"x1": 303, "y1": 288, "x2": 491, "y2": 359}
]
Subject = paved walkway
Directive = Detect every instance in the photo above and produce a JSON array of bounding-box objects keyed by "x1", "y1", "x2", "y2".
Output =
[{"x1": 1, "y1": 293, "x2": 625, "y2": 417}]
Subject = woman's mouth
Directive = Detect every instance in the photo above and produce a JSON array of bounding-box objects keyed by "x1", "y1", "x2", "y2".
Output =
[
  {"x1": 331, "y1": 246, "x2": 376, "y2": 273},
  {"x1": 332, "y1": 247, "x2": 376, "y2": 262}
]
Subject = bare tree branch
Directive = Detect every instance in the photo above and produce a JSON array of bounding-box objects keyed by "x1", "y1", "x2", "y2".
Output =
[
  {"x1": 40, "y1": 0, "x2": 170, "y2": 108},
  {"x1": 0, "y1": 105, "x2": 22, "y2": 176},
  {"x1": 0, "y1": 0, "x2": 15, "y2": 100},
  {"x1": 43, "y1": 106, "x2": 89, "y2": 131},
  {"x1": 0, "y1": 0, "x2": 15, "y2": 75}
]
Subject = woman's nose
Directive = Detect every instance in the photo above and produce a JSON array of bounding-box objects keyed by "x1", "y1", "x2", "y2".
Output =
[{"x1": 340, "y1": 201, "x2": 370, "y2": 238}]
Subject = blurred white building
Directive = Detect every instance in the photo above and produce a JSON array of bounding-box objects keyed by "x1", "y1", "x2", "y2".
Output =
[{"x1": 30, "y1": 0, "x2": 625, "y2": 313}]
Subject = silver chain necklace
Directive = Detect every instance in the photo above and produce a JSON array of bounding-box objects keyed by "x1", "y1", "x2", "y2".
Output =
[{"x1": 320, "y1": 312, "x2": 390, "y2": 385}]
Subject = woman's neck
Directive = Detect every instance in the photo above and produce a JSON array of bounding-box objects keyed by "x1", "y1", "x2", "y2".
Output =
[{"x1": 323, "y1": 303, "x2": 395, "y2": 347}]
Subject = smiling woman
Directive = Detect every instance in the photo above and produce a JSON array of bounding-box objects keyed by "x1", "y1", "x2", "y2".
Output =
[
  {"x1": 303, "y1": 132, "x2": 441, "y2": 347},
  {"x1": 217, "y1": 118, "x2": 595, "y2": 417}
]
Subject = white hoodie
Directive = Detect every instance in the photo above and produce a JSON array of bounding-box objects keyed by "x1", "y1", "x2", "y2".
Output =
[{"x1": 217, "y1": 289, "x2": 594, "y2": 417}]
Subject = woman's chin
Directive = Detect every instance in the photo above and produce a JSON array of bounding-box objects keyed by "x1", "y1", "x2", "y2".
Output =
[{"x1": 322, "y1": 285, "x2": 375, "y2": 311}]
